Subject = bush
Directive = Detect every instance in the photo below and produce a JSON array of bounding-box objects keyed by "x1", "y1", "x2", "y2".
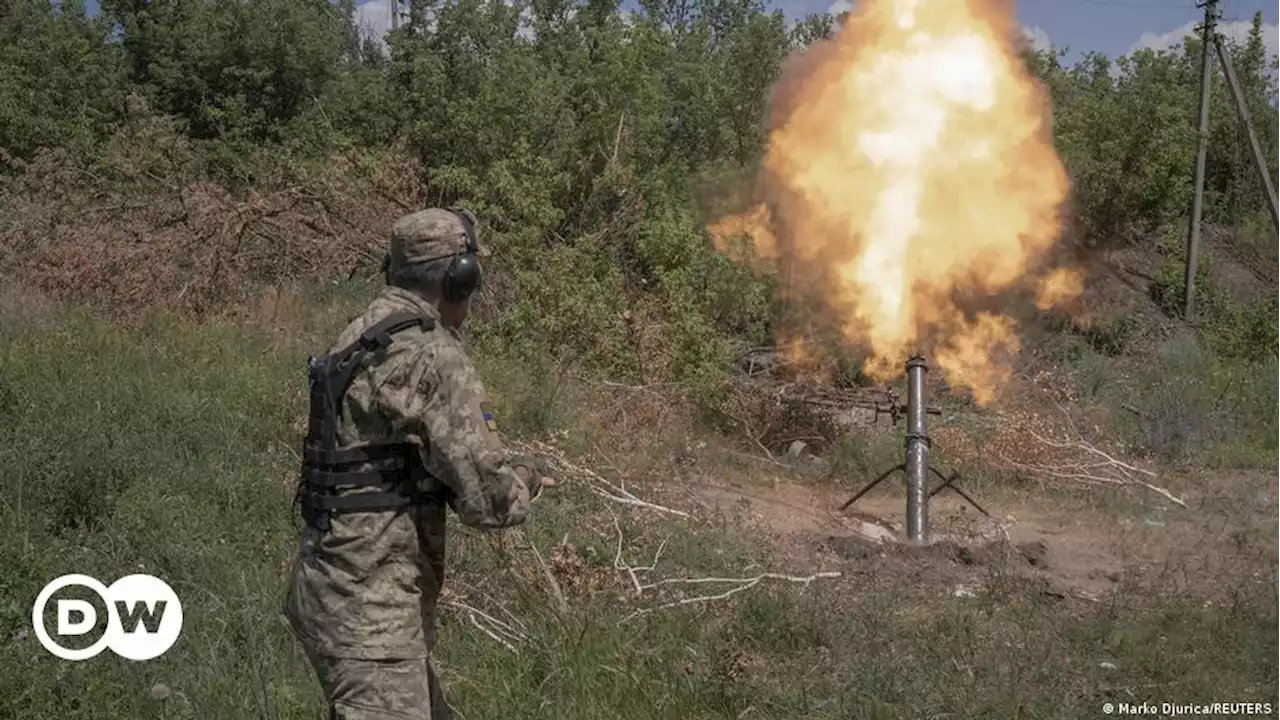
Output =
[
  {"x1": 1203, "y1": 293, "x2": 1280, "y2": 362},
  {"x1": 1149, "y1": 241, "x2": 1213, "y2": 318},
  {"x1": 1121, "y1": 337, "x2": 1277, "y2": 465},
  {"x1": 1080, "y1": 314, "x2": 1136, "y2": 357}
]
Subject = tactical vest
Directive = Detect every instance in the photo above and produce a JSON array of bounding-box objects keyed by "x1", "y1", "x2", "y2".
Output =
[{"x1": 297, "y1": 312, "x2": 437, "y2": 533}]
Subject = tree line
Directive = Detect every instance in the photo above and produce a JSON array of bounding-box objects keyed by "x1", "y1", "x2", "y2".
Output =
[{"x1": 1, "y1": 0, "x2": 1276, "y2": 375}]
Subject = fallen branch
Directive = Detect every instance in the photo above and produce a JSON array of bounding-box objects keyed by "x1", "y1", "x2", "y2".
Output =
[
  {"x1": 999, "y1": 409, "x2": 1186, "y2": 508},
  {"x1": 587, "y1": 483, "x2": 690, "y2": 517},
  {"x1": 606, "y1": 509, "x2": 840, "y2": 623},
  {"x1": 723, "y1": 448, "x2": 787, "y2": 468},
  {"x1": 509, "y1": 443, "x2": 838, "y2": 624},
  {"x1": 517, "y1": 440, "x2": 691, "y2": 518},
  {"x1": 599, "y1": 379, "x2": 666, "y2": 392},
  {"x1": 443, "y1": 599, "x2": 527, "y2": 654},
  {"x1": 618, "y1": 571, "x2": 842, "y2": 624},
  {"x1": 610, "y1": 509, "x2": 668, "y2": 596},
  {"x1": 523, "y1": 531, "x2": 569, "y2": 616},
  {"x1": 467, "y1": 612, "x2": 518, "y2": 654}
]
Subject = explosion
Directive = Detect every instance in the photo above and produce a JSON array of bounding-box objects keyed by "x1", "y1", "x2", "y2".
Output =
[{"x1": 709, "y1": 0, "x2": 1080, "y2": 404}]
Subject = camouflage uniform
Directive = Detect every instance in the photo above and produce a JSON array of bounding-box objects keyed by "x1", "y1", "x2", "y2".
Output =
[{"x1": 285, "y1": 210, "x2": 538, "y2": 720}]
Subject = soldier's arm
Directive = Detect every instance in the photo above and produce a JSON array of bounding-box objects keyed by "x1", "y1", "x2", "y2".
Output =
[{"x1": 418, "y1": 347, "x2": 533, "y2": 530}]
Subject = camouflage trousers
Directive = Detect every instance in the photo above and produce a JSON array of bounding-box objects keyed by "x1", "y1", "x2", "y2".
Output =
[{"x1": 300, "y1": 642, "x2": 455, "y2": 720}]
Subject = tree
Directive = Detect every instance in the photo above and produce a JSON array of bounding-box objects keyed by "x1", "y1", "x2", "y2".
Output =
[
  {"x1": 100, "y1": 0, "x2": 348, "y2": 141},
  {"x1": 0, "y1": 0, "x2": 126, "y2": 166}
]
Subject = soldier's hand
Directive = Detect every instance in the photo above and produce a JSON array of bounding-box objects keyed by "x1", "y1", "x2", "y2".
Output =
[{"x1": 510, "y1": 456, "x2": 556, "y2": 502}]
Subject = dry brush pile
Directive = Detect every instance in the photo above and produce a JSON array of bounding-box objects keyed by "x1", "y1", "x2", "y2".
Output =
[{"x1": 1, "y1": 115, "x2": 425, "y2": 319}]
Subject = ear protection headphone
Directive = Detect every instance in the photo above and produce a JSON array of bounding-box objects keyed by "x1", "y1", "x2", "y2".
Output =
[{"x1": 442, "y1": 207, "x2": 482, "y2": 303}]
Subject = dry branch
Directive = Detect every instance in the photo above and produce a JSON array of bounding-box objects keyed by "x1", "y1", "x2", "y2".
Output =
[
  {"x1": 999, "y1": 408, "x2": 1186, "y2": 508},
  {"x1": 520, "y1": 530, "x2": 570, "y2": 616},
  {"x1": 618, "y1": 571, "x2": 842, "y2": 624},
  {"x1": 610, "y1": 509, "x2": 668, "y2": 596},
  {"x1": 443, "y1": 599, "x2": 528, "y2": 654},
  {"x1": 606, "y1": 509, "x2": 841, "y2": 623},
  {"x1": 501, "y1": 442, "x2": 838, "y2": 628},
  {"x1": 516, "y1": 440, "x2": 691, "y2": 518}
]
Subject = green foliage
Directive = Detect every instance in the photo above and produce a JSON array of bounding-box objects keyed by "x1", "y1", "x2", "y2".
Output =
[
  {"x1": 1119, "y1": 337, "x2": 1278, "y2": 466},
  {"x1": 1028, "y1": 13, "x2": 1278, "y2": 245},
  {"x1": 1080, "y1": 314, "x2": 1136, "y2": 357},
  {"x1": 0, "y1": 0, "x2": 127, "y2": 165},
  {"x1": 1148, "y1": 240, "x2": 1278, "y2": 363},
  {"x1": 1201, "y1": 292, "x2": 1280, "y2": 362},
  {"x1": 1, "y1": 7, "x2": 1278, "y2": 719},
  {"x1": 0, "y1": 303, "x2": 317, "y2": 718},
  {"x1": 0, "y1": 0, "x2": 1276, "y2": 415},
  {"x1": 1035, "y1": 48, "x2": 1194, "y2": 245},
  {"x1": 100, "y1": 0, "x2": 349, "y2": 142},
  {"x1": 1149, "y1": 246, "x2": 1213, "y2": 317}
]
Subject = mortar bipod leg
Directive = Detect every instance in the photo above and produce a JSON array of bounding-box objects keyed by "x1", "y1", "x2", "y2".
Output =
[
  {"x1": 927, "y1": 467, "x2": 991, "y2": 517},
  {"x1": 840, "y1": 464, "x2": 905, "y2": 511}
]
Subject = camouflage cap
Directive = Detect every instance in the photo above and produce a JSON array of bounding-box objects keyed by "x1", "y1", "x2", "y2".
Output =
[{"x1": 386, "y1": 208, "x2": 485, "y2": 272}]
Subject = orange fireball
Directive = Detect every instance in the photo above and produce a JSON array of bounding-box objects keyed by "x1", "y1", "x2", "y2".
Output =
[{"x1": 709, "y1": 0, "x2": 1080, "y2": 404}]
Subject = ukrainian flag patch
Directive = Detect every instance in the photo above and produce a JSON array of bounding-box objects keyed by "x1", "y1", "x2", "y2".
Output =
[{"x1": 481, "y1": 403, "x2": 498, "y2": 432}]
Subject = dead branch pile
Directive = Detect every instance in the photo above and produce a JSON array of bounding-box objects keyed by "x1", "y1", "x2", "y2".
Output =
[
  {"x1": 716, "y1": 370, "x2": 909, "y2": 458},
  {"x1": 0, "y1": 119, "x2": 428, "y2": 318},
  {"x1": 997, "y1": 407, "x2": 1186, "y2": 507}
]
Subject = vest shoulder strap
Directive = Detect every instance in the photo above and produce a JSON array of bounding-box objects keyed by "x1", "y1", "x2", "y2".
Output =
[
  {"x1": 315, "y1": 312, "x2": 437, "y2": 429},
  {"x1": 331, "y1": 312, "x2": 436, "y2": 364}
]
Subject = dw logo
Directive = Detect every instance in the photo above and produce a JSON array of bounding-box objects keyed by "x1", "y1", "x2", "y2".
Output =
[{"x1": 31, "y1": 574, "x2": 184, "y2": 661}]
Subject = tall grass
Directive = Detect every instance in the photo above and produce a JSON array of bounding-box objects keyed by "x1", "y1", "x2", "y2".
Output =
[{"x1": 1, "y1": 292, "x2": 1276, "y2": 719}]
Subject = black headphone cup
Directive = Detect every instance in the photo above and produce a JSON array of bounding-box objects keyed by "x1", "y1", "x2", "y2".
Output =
[
  {"x1": 441, "y1": 208, "x2": 482, "y2": 303},
  {"x1": 443, "y1": 253, "x2": 482, "y2": 303}
]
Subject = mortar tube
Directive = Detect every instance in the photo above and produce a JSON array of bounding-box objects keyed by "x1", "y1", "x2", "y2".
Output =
[{"x1": 904, "y1": 356, "x2": 929, "y2": 544}]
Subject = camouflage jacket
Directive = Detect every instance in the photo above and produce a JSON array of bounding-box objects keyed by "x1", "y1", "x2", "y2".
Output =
[{"x1": 284, "y1": 286, "x2": 531, "y2": 660}]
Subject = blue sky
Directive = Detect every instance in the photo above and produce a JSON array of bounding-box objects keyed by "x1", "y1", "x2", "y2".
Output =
[
  {"x1": 810, "y1": 0, "x2": 1278, "y2": 61},
  {"x1": 1001, "y1": 0, "x2": 1276, "y2": 61}
]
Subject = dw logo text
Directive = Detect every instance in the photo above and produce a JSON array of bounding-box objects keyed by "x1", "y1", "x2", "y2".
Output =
[{"x1": 31, "y1": 574, "x2": 184, "y2": 661}]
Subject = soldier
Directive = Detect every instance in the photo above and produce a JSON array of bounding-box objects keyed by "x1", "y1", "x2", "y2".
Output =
[{"x1": 285, "y1": 208, "x2": 551, "y2": 720}]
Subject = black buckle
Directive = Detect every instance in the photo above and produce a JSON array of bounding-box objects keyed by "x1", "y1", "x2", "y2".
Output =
[{"x1": 300, "y1": 490, "x2": 331, "y2": 532}]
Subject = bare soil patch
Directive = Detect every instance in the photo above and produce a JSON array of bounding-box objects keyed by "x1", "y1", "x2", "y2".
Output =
[{"x1": 683, "y1": 464, "x2": 1276, "y2": 608}]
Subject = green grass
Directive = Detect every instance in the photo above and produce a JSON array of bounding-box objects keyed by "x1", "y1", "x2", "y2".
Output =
[
  {"x1": 1122, "y1": 340, "x2": 1276, "y2": 468},
  {"x1": 0, "y1": 298, "x2": 1276, "y2": 720}
]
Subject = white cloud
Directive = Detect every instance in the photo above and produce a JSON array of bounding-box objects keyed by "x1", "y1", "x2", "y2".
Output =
[
  {"x1": 353, "y1": 0, "x2": 535, "y2": 48},
  {"x1": 1127, "y1": 19, "x2": 1278, "y2": 60},
  {"x1": 1019, "y1": 25, "x2": 1052, "y2": 52},
  {"x1": 354, "y1": 0, "x2": 397, "y2": 41},
  {"x1": 827, "y1": 0, "x2": 852, "y2": 16},
  {"x1": 353, "y1": 0, "x2": 398, "y2": 51}
]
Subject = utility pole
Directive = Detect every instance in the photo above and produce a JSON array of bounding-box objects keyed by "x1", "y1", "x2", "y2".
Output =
[
  {"x1": 391, "y1": 0, "x2": 399, "y2": 31},
  {"x1": 1184, "y1": 0, "x2": 1217, "y2": 320},
  {"x1": 1214, "y1": 35, "x2": 1280, "y2": 228}
]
